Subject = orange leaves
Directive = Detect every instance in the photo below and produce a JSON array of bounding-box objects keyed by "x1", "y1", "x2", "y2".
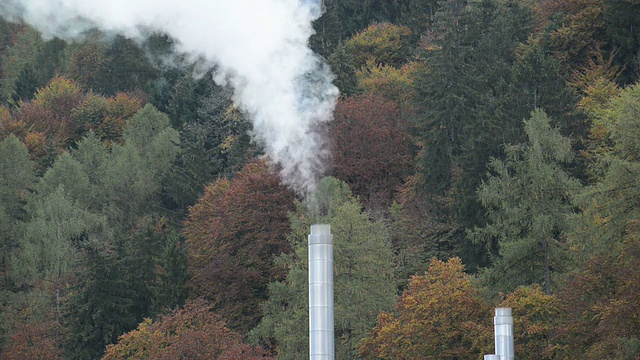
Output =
[
  {"x1": 103, "y1": 299, "x2": 273, "y2": 360},
  {"x1": 0, "y1": 320, "x2": 65, "y2": 360},
  {"x1": 98, "y1": 92, "x2": 144, "y2": 144},
  {"x1": 359, "y1": 258, "x2": 492, "y2": 359},
  {"x1": 0, "y1": 75, "x2": 146, "y2": 163}
]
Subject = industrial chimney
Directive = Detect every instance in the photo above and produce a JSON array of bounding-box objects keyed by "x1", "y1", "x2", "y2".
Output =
[
  {"x1": 308, "y1": 224, "x2": 334, "y2": 360},
  {"x1": 485, "y1": 307, "x2": 514, "y2": 360},
  {"x1": 494, "y1": 308, "x2": 514, "y2": 360}
]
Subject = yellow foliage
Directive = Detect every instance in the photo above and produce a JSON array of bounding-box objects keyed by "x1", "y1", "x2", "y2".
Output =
[
  {"x1": 32, "y1": 76, "x2": 82, "y2": 106},
  {"x1": 356, "y1": 60, "x2": 420, "y2": 103},
  {"x1": 345, "y1": 22, "x2": 412, "y2": 69},
  {"x1": 359, "y1": 258, "x2": 492, "y2": 359}
]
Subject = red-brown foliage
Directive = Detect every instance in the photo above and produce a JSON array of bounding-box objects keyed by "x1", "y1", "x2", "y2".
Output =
[
  {"x1": 184, "y1": 160, "x2": 296, "y2": 333},
  {"x1": 0, "y1": 320, "x2": 65, "y2": 360},
  {"x1": 331, "y1": 94, "x2": 413, "y2": 211},
  {"x1": 556, "y1": 235, "x2": 640, "y2": 359}
]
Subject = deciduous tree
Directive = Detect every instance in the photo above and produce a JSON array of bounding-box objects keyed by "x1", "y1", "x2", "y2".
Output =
[
  {"x1": 331, "y1": 94, "x2": 412, "y2": 211},
  {"x1": 499, "y1": 285, "x2": 563, "y2": 359},
  {"x1": 102, "y1": 299, "x2": 273, "y2": 360},
  {"x1": 358, "y1": 257, "x2": 492, "y2": 359},
  {"x1": 185, "y1": 160, "x2": 295, "y2": 333}
]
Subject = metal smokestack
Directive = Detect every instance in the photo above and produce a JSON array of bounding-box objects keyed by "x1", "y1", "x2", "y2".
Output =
[
  {"x1": 309, "y1": 224, "x2": 334, "y2": 360},
  {"x1": 494, "y1": 308, "x2": 514, "y2": 360}
]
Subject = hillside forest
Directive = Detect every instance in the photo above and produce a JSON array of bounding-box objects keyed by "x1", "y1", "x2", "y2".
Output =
[{"x1": 1, "y1": 0, "x2": 640, "y2": 359}]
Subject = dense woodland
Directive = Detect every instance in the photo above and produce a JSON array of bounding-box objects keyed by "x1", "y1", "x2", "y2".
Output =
[{"x1": 0, "y1": 0, "x2": 640, "y2": 359}]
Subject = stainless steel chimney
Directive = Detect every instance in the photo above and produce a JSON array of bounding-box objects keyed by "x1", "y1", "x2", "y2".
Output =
[
  {"x1": 494, "y1": 307, "x2": 514, "y2": 360},
  {"x1": 309, "y1": 224, "x2": 334, "y2": 360}
]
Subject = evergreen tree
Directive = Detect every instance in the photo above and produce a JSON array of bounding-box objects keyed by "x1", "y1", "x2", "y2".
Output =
[
  {"x1": 251, "y1": 177, "x2": 396, "y2": 359},
  {"x1": 150, "y1": 230, "x2": 189, "y2": 312},
  {"x1": 33, "y1": 152, "x2": 91, "y2": 206},
  {"x1": 101, "y1": 35, "x2": 157, "y2": 95},
  {"x1": 64, "y1": 245, "x2": 137, "y2": 360},
  {"x1": 0, "y1": 25, "x2": 42, "y2": 103},
  {"x1": 310, "y1": 0, "x2": 344, "y2": 58},
  {"x1": 161, "y1": 82, "x2": 253, "y2": 219},
  {"x1": 470, "y1": 110, "x2": 582, "y2": 295},
  {"x1": 603, "y1": 0, "x2": 640, "y2": 85},
  {"x1": 0, "y1": 135, "x2": 35, "y2": 292},
  {"x1": 412, "y1": 0, "x2": 536, "y2": 270},
  {"x1": 11, "y1": 64, "x2": 39, "y2": 103}
]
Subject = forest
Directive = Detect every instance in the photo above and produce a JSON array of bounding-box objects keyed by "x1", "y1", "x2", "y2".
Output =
[{"x1": 0, "y1": 0, "x2": 639, "y2": 359}]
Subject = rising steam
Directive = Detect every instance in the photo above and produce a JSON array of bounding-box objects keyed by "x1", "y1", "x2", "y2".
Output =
[{"x1": 0, "y1": 0, "x2": 338, "y2": 195}]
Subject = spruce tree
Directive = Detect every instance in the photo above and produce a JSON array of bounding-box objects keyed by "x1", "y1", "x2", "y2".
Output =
[{"x1": 470, "y1": 110, "x2": 582, "y2": 295}]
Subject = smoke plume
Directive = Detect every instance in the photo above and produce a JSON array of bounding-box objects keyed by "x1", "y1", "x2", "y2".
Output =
[{"x1": 0, "y1": 0, "x2": 338, "y2": 195}]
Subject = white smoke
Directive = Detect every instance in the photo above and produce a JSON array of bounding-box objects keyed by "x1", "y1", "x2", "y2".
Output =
[{"x1": 0, "y1": 0, "x2": 338, "y2": 195}]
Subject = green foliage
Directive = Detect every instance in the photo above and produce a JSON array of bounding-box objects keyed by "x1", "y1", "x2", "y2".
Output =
[
  {"x1": 66, "y1": 42, "x2": 110, "y2": 92},
  {"x1": 251, "y1": 177, "x2": 396, "y2": 359},
  {"x1": 603, "y1": 0, "x2": 640, "y2": 85},
  {"x1": 102, "y1": 35, "x2": 158, "y2": 95},
  {"x1": 0, "y1": 135, "x2": 35, "y2": 220},
  {"x1": 96, "y1": 105, "x2": 179, "y2": 229},
  {"x1": 64, "y1": 245, "x2": 137, "y2": 360},
  {"x1": 71, "y1": 131, "x2": 109, "y2": 187},
  {"x1": 34, "y1": 153, "x2": 91, "y2": 206},
  {"x1": 0, "y1": 135, "x2": 35, "y2": 293},
  {"x1": 309, "y1": 0, "x2": 344, "y2": 57},
  {"x1": 470, "y1": 110, "x2": 582, "y2": 295},
  {"x1": 579, "y1": 83, "x2": 640, "y2": 253},
  {"x1": 162, "y1": 82, "x2": 253, "y2": 218},
  {"x1": 0, "y1": 25, "x2": 42, "y2": 102},
  {"x1": 329, "y1": 0, "x2": 407, "y2": 38},
  {"x1": 151, "y1": 230, "x2": 189, "y2": 312},
  {"x1": 14, "y1": 186, "x2": 104, "y2": 288}
]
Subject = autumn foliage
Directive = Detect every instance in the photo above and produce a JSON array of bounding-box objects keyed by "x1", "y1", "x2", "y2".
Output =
[
  {"x1": 499, "y1": 285, "x2": 563, "y2": 359},
  {"x1": 102, "y1": 299, "x2": 273, "y2": 360},
  {"x1": 331, "y1": 94, "x2": 412, "y2": 210},
  {"x1": 184, "y1": 160, "x2": 296, "y2": 332},
  {"x1": 0, "y1": 320, "x2": 65, "y2": 360},
  {"x1": 358, "y1": 257, "x2": 492, "y2": 359},
  {"x1": 555, "y1": 235, "x2": 640, "y2": 359}
]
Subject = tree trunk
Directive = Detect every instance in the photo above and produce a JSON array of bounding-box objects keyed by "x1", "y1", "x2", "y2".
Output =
[{"x1": 542, "y1": 238, "x2": 551, "y2": 295}]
